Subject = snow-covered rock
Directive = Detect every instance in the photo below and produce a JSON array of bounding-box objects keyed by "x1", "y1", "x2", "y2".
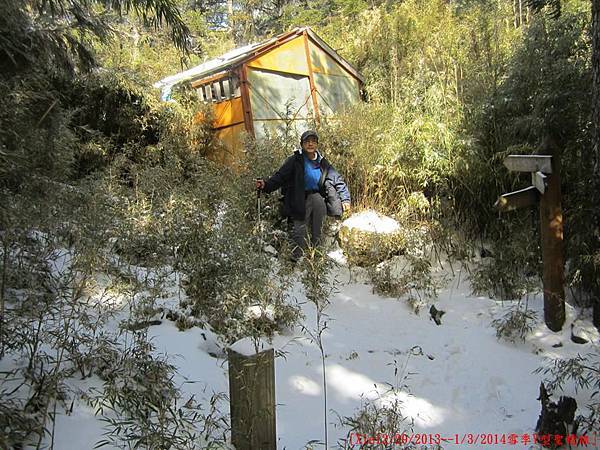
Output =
[
  {"x1": 338, "y1": 210, "x2": 405, "y2": 266},
  {"x1": 342, "y1": 210, "x2": 400, "y2": 234},
  {"x1": 246, "y1": 304, "x2": 276, "y2": 321}
]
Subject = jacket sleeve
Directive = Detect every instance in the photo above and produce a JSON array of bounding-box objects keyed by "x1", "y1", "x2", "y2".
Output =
[
  {"x1": 326, "y1": 166, "x2": 351, "y2": 203},
  {"x1": 263, "y1": 156, "x2": 295, "y2": 194}
]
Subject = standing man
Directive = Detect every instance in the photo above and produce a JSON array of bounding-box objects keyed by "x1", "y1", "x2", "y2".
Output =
[{"x1": 256, "y1": 130, "x2": 351, "y2": 260}]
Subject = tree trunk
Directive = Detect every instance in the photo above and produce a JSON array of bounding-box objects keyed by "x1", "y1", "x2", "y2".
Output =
[
  {"x1": 0, "y1": 238, "x2": 7, "y2": 358},
  {"x1": 519, "y1": 0, "x2": 524, "y2": 27},
  {"x1": 593, "y1": 0, "x2": 600, "y2": 176},
  {"x1": 227, "y1": 0, "x2": 235, "y2": 41},
  {"x1": 593, "y1": 0, "x2": 600, "y2": 329}
]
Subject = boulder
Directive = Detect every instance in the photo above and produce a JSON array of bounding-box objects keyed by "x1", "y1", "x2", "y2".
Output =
[{"x1": 338, "y1": 210, "x2": 405, "y2": 266}]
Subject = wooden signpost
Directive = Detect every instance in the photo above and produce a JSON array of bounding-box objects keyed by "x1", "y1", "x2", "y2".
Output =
[{"x1": 496, "y1": 154, "x2": 565, "y2": 332}]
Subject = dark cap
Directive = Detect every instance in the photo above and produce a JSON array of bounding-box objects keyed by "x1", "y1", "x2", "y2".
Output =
[{"x1": 300, "y1": 130, "x2": 319, "y2": 145}]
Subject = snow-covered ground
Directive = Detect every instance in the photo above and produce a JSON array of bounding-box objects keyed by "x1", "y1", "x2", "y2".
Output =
[
  {"x1": 14, "y1": 213, "x2": 600, "y2": 449},
  {"x1": 52, "y1": 260, "x2": 599, "y2": 449}
]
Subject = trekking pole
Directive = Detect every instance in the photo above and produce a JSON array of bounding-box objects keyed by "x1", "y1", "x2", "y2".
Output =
[
  {"x1": 257, "y1": 189, "x2": 262, "y2": 230},
  {"x1": 256, "y1": 181, "x2": 263, "y2": 251}
]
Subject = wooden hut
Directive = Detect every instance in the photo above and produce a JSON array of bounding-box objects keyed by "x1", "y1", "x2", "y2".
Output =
[{"x1": 155, "y1": 27, "x2": 364, "y2": 164}]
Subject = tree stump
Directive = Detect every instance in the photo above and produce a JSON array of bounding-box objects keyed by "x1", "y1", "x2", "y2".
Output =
[
  {"x1": 535, "y1": 382, "x2": 578, "y2": 446},
  {"x1": 228, "y1": 347, "x2": 276, "y2": 450}
]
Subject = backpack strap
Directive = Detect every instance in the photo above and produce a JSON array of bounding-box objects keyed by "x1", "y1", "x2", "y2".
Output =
[{"x1": 318, "y1": 159, "x2": 330, "y2": 195}]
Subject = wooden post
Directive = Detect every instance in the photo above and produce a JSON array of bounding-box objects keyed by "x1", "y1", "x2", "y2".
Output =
[
  {"x1": 539, "y1": 156, "x2": 565, "y2": 331},
  {"x1": 228, "y1": 348, "x2": 276, "y2": 450},
  {"x1": 238, "y1": 66, "x2": 255, "y2": 137},
  {"x1": 303, "y1": 30, "x2": 320, "y2": 123},
  {"x1": 497, "y1": 151, "x2": 566, "y2": 331}
]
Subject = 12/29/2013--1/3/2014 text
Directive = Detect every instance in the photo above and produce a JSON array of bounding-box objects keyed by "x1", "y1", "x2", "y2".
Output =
[{"x1": 349, "y1": 432, "x2": 598, "y2": 447}]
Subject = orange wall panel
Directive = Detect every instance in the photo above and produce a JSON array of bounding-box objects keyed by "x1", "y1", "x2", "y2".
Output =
[
  {"x1": 214, "y1": 124, "x2": 246, "y2": 166},
  {"x1": 212, "y1": 97, "x2": 244, "y2": 129},
  {"x1": 247, "y1": 37, "x2": 309, "y2": 76}
]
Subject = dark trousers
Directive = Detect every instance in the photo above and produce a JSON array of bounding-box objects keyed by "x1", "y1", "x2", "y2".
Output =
[{"x1": 292, "y1": 192, "x2": 327, "y2": 253}]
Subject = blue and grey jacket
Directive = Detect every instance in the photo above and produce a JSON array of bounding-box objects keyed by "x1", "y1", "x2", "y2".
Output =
[{"x1": 263, "y1": 149, "x2": 351, "y2": 220}]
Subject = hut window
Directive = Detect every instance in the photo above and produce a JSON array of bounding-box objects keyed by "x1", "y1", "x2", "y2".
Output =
[
  {"x1": 196, "y1": 76, "x2": 241, "y2": 103},
  {"x1": 230, "y1": 76, "x2": 241, "y2": 98},
  {"x1": 218, "y1": 80, "x2": 226, "y2": 99},
  {"x1": 220, "y1": 79, "x2": 229, "y2": 99},
  {"x1": 197, "y1": 86, "x2": 207, "y2": 101}
]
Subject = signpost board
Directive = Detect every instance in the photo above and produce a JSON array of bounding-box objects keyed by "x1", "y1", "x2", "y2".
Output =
[
  {"x1": 495, "y1": 186, "x2": 538, "y2": 212},
  {"x1": 503, "y1": 155, "x2": 553, "y2": 174}
]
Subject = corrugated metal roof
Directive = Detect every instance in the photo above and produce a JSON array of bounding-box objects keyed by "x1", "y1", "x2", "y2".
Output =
[
  {"x1": 154, "y1": 27, "x2": 363, "y2": 100},
  {"x1": 153, "y1": 41, "x2": 264, "y2": 99}
]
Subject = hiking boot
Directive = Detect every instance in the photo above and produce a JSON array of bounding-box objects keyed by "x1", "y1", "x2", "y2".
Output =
[{"x1": 290, "y1": 246, "x2": 303, "y2": 263}]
